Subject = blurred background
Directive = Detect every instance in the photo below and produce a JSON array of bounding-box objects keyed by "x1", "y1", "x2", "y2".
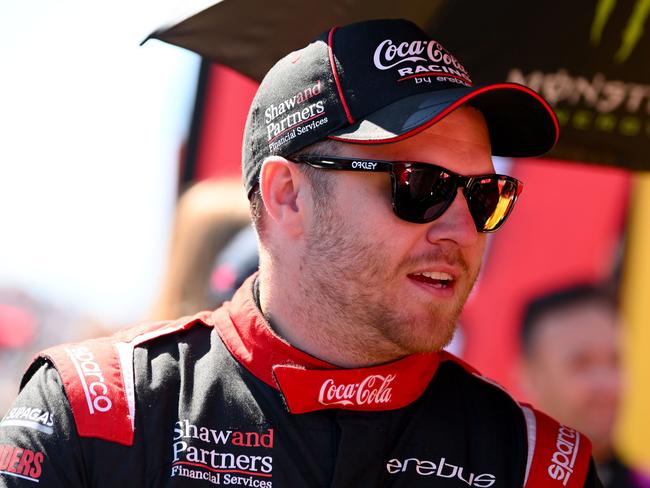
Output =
[
  {"x1": 1, "y1": 0, "x2": 649, "y2": 485},
  {"x1": 0, "y1": 0, "x2": 200, "y2": 412}
]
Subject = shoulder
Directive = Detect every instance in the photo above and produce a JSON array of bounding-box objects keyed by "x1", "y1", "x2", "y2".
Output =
[
  {"x1": 437, "y1": 351, "x2": 523, "y2": 414},
  {"x1": 438, "y1": 351, "x2": 595, "y2": 488},
  {"x1": 1, "y1": 360, "x2": 85, "y2": 485},
  {"x1": 24, "y1": 311, "x2": 215, "y2": 447}
]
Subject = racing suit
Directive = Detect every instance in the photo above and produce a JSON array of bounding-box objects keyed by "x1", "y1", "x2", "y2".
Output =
[{"x1": 0, "y1": 275, "x2": 602, "y2": 487}]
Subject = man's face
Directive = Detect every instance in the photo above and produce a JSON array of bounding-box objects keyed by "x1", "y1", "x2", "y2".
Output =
[
  {"x1": 522, "y1": 302, "x2": 621, "y2": 453},
  {"x1": 298, "y1": 107, "x2": 493, "y2": 361}
]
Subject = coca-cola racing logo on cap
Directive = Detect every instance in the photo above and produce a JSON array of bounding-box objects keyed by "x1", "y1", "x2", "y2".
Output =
[
  {"x1": 318, "y1": 374, "x2": 395, "y2": 407},
  {"x1": 373, "y1": 38, "x2": 472, "y2": 86}
]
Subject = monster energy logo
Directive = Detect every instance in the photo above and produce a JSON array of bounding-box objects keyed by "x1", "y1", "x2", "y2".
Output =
[
  {"x1": 508, "y1": 68, "x2": 650, "y2": 138},
  {"x1": 591, "y1": 0, "x2": 650, "y2": 62}
]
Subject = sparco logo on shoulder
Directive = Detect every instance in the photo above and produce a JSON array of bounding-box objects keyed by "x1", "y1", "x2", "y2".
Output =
[
  {"x1": 318, "y1": 374, "x2": 395, "y2": 407},
  {"x1": 547, "y1": 425, "x2": 580, "y2": 486},
  {"x1": 65, "y1": 346, "x2": 113, "y2": 414}
]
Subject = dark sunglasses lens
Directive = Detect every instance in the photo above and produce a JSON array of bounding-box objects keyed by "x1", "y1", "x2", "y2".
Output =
[
  {"x1": 466, "y1": 177, "x2": 519, "y2": 231},
  {"x1": 392, "y1": 165, "x2": 457, "y2": 223}
]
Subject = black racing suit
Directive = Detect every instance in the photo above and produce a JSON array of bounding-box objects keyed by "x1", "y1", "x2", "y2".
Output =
[{"x1": 0, "y1": 275, "x2": 602, "y2": 487}]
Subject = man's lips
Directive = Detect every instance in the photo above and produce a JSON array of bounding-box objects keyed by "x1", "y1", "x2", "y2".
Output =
[{"x1": 407, "y1": 270, "x2": 457, "y2": 293}]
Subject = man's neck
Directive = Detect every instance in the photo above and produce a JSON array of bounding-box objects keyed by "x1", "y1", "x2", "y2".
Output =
[{"x1": 256, "y1": 271, "x2": 408, "y2": 368}]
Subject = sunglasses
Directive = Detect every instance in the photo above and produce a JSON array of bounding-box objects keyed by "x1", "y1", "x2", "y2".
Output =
[{"x1": 291, "y1": 155, "x2": 523, "y2": 232}]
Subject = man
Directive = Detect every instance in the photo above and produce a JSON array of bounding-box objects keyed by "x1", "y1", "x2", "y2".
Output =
[
  {"x1": 0, "y1": 19, "x2": 602, "y2": 487},
  {"x1": 520, "y1": 284, "x2": 650, "y2": 488}
]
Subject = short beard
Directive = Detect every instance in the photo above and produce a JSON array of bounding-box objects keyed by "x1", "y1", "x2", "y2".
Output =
[{"x1": 297, "y1": 197, "x2": 478, "y2": 365}]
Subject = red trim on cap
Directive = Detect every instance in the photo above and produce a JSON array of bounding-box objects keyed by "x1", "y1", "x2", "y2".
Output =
[
  {"x1": 329, "y1": 83, "x2": 560, "y2": 149},
  {"x1": 398, "y1": 72, "x2": 472, "y2": 84},
  {"x1": 327, "y1": 26, "x2": 354, "y2": 124}
]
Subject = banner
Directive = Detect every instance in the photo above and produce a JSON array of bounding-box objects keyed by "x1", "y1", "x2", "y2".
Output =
[{"x1": 430, "y1": 0, "x2": 650, "y2": 170}]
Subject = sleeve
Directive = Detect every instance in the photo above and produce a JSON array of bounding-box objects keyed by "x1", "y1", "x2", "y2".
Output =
[
  {"x1": 0, "y1": 359, "x2": 86, "y2": 487},
  {"x1": 521, "y1": 405, "x2": 600, "y2": 488},
  {"x1": 584, "y1": 459, "x2": 604, "y2": 488}
]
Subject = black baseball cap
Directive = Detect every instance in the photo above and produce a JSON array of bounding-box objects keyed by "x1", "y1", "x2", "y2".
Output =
[{"x1": 242, "y1": 18, "x2": 558, "y2": 197}]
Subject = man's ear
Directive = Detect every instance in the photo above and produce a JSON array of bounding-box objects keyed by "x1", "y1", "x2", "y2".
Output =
[{"x1": 259, "y1": 156, "x2": 306, "y2": 236}]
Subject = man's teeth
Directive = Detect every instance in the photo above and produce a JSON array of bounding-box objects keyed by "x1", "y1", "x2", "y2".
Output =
[{"x1": 414, "y1": 271, "x2": 453, "y2": 281}]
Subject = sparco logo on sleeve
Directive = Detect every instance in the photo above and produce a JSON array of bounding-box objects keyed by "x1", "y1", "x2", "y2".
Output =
[
  {"x1": 318, "y1": 374, "x2": 395, "y2": 407},
  {"x1": 547, "y1": 425, "x2": 580, "y2": 486},
  {"x1": 65, "y1": 346, "x2": 112, "y2": 414}
]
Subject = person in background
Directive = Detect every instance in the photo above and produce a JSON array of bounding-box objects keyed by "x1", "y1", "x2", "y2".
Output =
[{"x1": 520, "y1": 283, "x2": 650, "y2": 488}]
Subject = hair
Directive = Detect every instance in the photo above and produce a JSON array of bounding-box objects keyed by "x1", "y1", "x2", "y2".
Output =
[
  {"x1": 249, "y1": 139, "x2": 343, "y2": 236},
  {"x1": 520, "y1": 282, "x2": 619, "y2": 357}
]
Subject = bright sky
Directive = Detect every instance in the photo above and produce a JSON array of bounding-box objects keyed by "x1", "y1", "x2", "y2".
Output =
[{"x1": 0, "y1": 1, "x2": 205, "y2": 324}]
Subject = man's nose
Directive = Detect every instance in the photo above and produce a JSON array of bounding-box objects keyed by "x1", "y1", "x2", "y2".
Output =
[{"x1": 426, "y1": 188, "x2": 480, "y2": 247}]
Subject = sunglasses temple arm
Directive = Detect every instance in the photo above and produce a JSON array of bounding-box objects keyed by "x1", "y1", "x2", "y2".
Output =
[{"x1": 295, "y1": 157, "x2": 394, "y2": 173}]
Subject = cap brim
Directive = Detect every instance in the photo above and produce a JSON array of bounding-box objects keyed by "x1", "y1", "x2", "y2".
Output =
[{"x1": 329, "y1": 83, "x2": 559, "y2": 158}]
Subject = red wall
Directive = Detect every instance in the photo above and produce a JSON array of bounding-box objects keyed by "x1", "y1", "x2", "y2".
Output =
[{"x1": 194, "y1": 64, "x2": 258, "y2": 180}]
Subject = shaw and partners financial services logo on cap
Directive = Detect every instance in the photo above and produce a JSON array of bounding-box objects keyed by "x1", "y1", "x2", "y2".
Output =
[{"x1": 264, "y1": 80, "x2": 328, "y2": 151}]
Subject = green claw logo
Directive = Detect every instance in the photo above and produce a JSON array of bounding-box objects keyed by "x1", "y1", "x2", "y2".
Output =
[{"x1": 591, "y1": 0, "x2": 650, "y2": 62}]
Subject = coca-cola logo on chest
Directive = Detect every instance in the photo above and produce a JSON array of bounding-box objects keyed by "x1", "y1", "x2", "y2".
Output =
[{"x1": 318, "y1": 374, "x2": 395, "y2": 407}]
